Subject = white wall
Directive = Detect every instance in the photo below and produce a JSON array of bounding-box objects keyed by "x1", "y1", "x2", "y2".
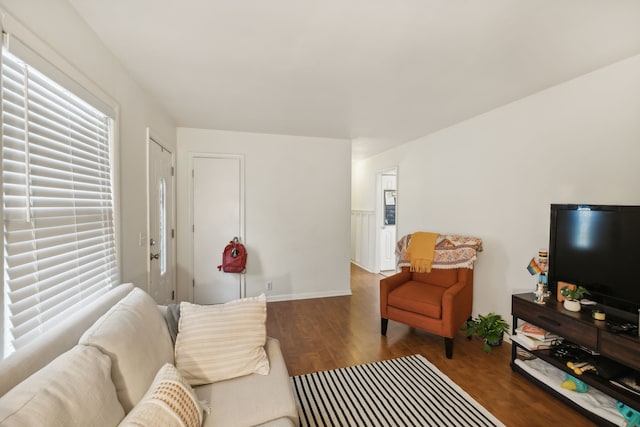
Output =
[
  {"x1": 352, "y1": 54, "x2": 640, "y2": 323},
  {"x1": 0, "y1": 0, "x2": 178, "y2": 287},
  {"x1": 176, "y1": 128, "x2": 352, "y2": 302}
]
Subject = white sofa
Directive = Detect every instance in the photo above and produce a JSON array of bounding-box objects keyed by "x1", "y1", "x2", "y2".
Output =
[{"x1": 0, "y1": 284, "x2": 299, "y2": 427}]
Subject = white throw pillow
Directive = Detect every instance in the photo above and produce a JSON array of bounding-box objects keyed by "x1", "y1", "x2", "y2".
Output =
[
  {"x1": 175, "y1": 294, "x2": 270, "y2": 385},
  {"x1": 80, "y1": 287, "x2": 174, "y2": 412},
  {"x1": 0, "y1": 345, "x2": 125, "y2": 427},
  {"x1": 119, "y1": 363, "x2": 202, "y2": 427}
]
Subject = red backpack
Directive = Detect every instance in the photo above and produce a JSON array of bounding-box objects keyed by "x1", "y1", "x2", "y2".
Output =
[{"x1": 217, "y1": 238, "x2": 247, "y2": 273}]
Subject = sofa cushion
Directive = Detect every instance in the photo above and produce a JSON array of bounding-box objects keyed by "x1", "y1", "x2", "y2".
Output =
[
  {"x1": 0, "y1": 283, "x2": 134, "y2": 397},
  {"x1": 80, "y1": 287, "x2": 174, "y2": 412},
  {"x1": 0, "y1": 345, "x2": 125, "y2": 427},
  {"x1": 119, "y1": 363, "x2": 202, "y2": 427},
  {"x1": 254, "y1": 420, "x2": 297, "y2": 427},
  {"x1": 388, "y1": 281, "x2": 445, "y2": 318},
  {"x1": 194, "y1": 338, "x2": 298, "y2": 427},
  {"x1": 175, "y1": 294, "x2": 269, "y2": 385}
]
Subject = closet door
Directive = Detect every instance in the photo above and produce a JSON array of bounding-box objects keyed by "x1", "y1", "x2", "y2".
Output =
[{"x1": 192, "y1": 155, "x2": 244, "y2": 304}]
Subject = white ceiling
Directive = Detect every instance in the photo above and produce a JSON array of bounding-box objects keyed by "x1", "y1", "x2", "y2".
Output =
[{"x1": 67, "y1": 0, "x2": 640, "y2": 159}]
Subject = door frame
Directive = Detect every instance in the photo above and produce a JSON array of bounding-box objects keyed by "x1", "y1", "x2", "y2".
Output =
[
  {"x1": 375, "y1": 166, "x2": 398, "y2": 273},
  {"x1": 146, "y1": 128, "x2": 177, "y2": 300},
  {"x1": 187, "y1": 152, "x2": 246, "y2": 302}
]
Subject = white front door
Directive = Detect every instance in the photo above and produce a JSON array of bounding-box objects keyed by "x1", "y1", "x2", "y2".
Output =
[
  {"x1": 192, "y1": 155, "x2": 245, "y2": 304},
  {"x1": 148, "y1": 137, "x2": 175, "y2": 304}
]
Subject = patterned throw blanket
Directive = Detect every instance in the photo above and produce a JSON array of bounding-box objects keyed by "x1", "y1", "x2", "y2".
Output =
[{"x1": 397, "y1": 233, "x2": 483, "y2": 270}]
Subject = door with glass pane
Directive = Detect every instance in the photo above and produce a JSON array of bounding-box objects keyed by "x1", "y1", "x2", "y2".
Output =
[{"x1": 148, "y1": 139, "x2": 175, "y2": 304}]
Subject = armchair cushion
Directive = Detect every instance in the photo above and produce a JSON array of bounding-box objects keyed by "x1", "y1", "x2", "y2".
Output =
[
  {"x1": 388, "y1": 282, "x2": 445, "y2": 318},
  {"x1": 409, "y1": 268, "x2": 459, "y2": 287}
]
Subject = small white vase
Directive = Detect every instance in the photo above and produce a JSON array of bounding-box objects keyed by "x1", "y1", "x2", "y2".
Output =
[{"x1": 563, "y1": 299, "x2": 581, "y2": 312}]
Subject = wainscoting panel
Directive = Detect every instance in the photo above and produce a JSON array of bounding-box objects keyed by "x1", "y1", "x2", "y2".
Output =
[{"x1": 351, "y1": 210, "x2": 376, "y2": 272}]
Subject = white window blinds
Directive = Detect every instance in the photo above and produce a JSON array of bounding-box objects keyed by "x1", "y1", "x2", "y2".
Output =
[{"x1": 2, "y1": 47, "x2": 117, "y2": 355}]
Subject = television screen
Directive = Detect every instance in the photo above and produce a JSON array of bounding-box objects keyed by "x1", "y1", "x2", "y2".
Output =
[{"x1": 548, "y1": 204, "x2": 640, "y2": 317}]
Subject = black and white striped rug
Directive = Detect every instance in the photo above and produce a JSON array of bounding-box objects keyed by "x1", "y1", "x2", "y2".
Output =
[{"x1": 291, "y1": 354, "x2": 505, "y2": 427}]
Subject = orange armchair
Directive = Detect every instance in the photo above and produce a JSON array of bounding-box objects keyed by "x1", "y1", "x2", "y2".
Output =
[{"x1": 380, "y1": 267, "x2": 473, "y2": 359}]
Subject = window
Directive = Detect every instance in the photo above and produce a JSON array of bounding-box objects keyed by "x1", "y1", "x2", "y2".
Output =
[
  {"x1": 160, "y1": 177, "x2": 167, "y2": 275},
  {"x1": 1, "y1": 44, "x2": 117, "y2": 357}
]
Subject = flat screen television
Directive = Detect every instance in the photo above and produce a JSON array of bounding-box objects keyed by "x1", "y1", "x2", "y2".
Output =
[{"x1": 548, "y1": 204, "x2": 640, "y2": 322}]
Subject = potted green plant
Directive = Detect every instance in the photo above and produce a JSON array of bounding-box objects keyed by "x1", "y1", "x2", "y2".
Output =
[
  {"x1": 560, "y1": 285, "x2": 590, "y2": 312},
  {"x1": 462, "y1": 313, "x2": 510, "y2": 353}
]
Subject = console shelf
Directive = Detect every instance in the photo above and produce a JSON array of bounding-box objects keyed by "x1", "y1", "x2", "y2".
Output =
[{"x1": 511, "y1": 293, "x2": 640, "y2": 426}]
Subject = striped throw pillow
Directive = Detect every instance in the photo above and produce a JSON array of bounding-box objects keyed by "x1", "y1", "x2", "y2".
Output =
[
  {"x1": 175, "y1": 294, "x2": 270, "y2": 385},
  {"x1": 120, "y1": 363, "x2": 202, "y2": 427}
]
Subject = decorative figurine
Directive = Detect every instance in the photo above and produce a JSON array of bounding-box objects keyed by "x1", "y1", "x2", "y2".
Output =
[{"x1": 527, "y1": 249, "x2": 549, "y2": 304}]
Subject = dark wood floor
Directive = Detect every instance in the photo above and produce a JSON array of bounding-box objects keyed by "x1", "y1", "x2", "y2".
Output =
[{"x1": 267, "y1": 263, "x2": 597, "y2": 427}]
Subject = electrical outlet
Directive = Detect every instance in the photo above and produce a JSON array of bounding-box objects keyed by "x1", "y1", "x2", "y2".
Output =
[{"x1": 266, "y1": 281, "x2": 273, "y2": 291}]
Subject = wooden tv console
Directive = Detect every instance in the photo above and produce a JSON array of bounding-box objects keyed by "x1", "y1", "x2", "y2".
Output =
[{"x1": 511, "y1": 293, "x2": 640, "y2": 426}]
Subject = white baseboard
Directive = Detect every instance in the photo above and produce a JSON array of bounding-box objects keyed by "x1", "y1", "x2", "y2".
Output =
[
  {"x1": 351, "y1": 260, "x2": 377, "y2": 274},
  {"x1": 266, "y1": 289, "x2": 352, "y2": 302}
]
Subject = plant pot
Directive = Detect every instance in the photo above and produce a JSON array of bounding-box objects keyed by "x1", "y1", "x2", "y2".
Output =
[
  {"x1": 563, "y1": 299, "x2": 581, "y2": 312},
  {"x1": 485, "y1": 332, "x2": 505, "y2": 347}
]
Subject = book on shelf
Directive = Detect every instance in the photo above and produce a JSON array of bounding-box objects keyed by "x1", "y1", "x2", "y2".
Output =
[
  {"x1": 610, "y1": 374, "x2": 640, "y2": 397},
  {"x1": 511, "y1": 332, "x2": 561, "y2": 350},
  {"x1": 517, "y1": 322, "x2": 562, "y2": 342}
]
